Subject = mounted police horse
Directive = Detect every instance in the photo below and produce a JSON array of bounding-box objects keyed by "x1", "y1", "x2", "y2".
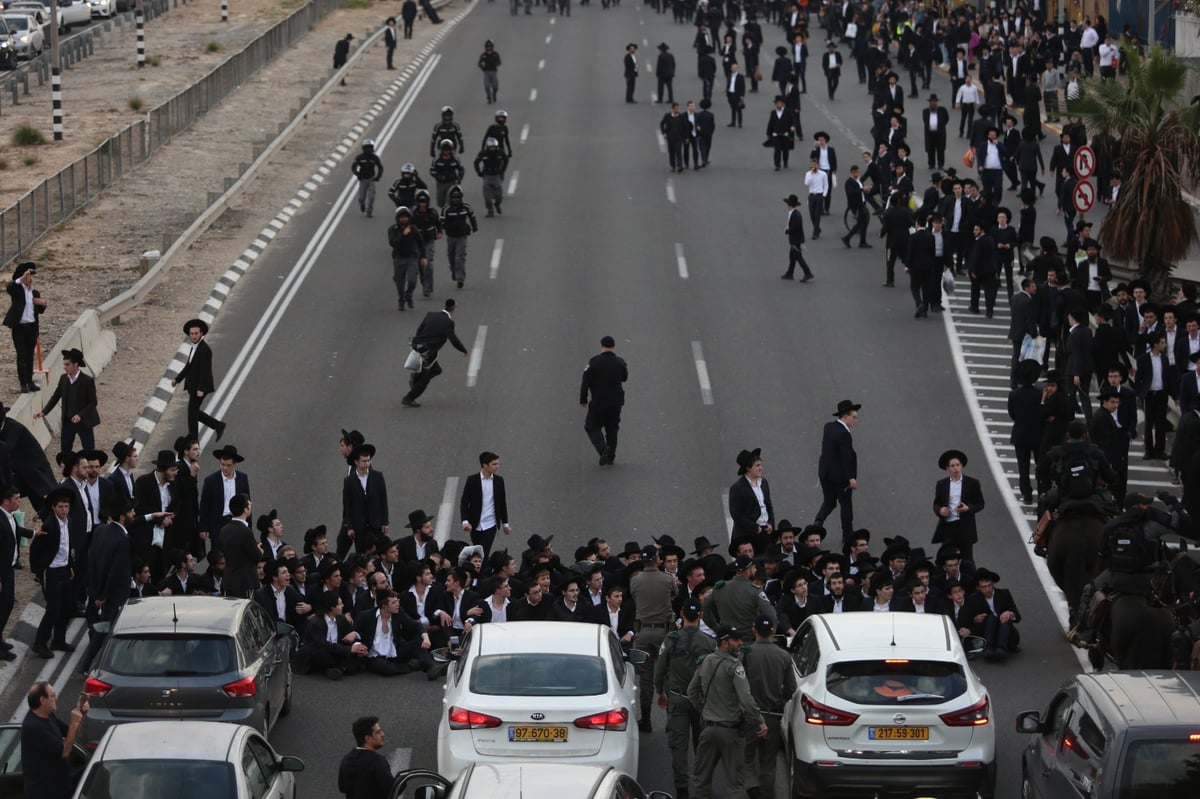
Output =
[
  {"x1": 1091, "y1": 551, "x2": 1193, "y2": 672},
  {"x1": 1044, "y1": 501, "x2": 1107, "y2": 626}
]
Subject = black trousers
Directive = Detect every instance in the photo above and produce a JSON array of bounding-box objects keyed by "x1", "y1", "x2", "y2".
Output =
[
  {"x1": 404, "y1": 359, "x2": 443, "y2": 402},
  {"x1": 667, "y1": 138, "x2": 684, "y2": 170},
  {"x1": 726, "y1": 95, "x2": 742, "y2": 126},
  {"x1": 12, "y1": 322, "x2": 37, "y2": 387},
  {"x1": 1015, "y1": 444, "x2": 1035, "y2": 500},
  {"x1": 657, "y1": 75, "x2": 674, "y2": 103},
  {"x1": 585, "y1": 403, "x2": 621, "y2": 456},
  {"x1": 471, "y1": 526, "x2": 498, "y2": 557},
  {"x1": 187, "y1": 391, "x2": 223, "y2": 438},
  {"x1": 36, "y1": 566, "x2": 73, "y2": 646},
  {"x1": 0, "y1": 568, "x2": 13, "y2": 644},
  {"x1": 625, "y1": 76, "x2": 637, "y2": 102},
  {"x1": 784, "y1": 244, "x2": 812, "y2": 278},
  {"x1": 772, "y1": 142, "x2": 790, "y2": 168},
  {"x1": 969, "y1": 274, "x2": 998, "y2": 315},
  {"x1": 815, "y1": 478, "x2": 854, "y2": 537},
  {"x1": 845, "y1": 206, "x2": 868, "y2": 245},
  {"x1": 1144, "y1": 390, "x2": 1169, "y2": 455}
]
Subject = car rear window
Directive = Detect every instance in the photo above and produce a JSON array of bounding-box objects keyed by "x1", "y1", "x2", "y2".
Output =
[
  {"x1": 1119, "y1": 740, "x2": 1200, "y2": 798},
  {"x1": 102, "y1": 635, "x2": 236, "y2": 676},
  {"x1": 826, "y1": 660, "x2": 968, "y2": 705},
  {"x1": 78, "y1": 759, "x2": 236, "y2": 799},
  {"x1": 470, "y1": 654, "x2": 607, "y2": 696}
]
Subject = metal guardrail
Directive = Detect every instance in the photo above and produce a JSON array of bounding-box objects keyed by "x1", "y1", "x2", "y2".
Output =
[{"x1": 0, "y1": 0, "x2": 342, "y2": 268}]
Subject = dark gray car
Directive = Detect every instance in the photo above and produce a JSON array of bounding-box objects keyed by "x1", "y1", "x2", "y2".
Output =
[{"x1": 81, "y1": 596, "x2": 293, "y2": 748}]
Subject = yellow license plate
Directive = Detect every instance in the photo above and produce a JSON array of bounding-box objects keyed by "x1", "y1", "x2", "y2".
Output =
[
  {"x1": 870, "y1": 727, "x2": 929, "y2": 741},
  {"x1": 508, "y1": 725, "x2": 569, "y2": 743}
]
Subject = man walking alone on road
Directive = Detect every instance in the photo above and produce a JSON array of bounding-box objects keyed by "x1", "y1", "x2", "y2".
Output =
[
  {"x1": 580, "y1": 336, "x2": 628, "y2": 466},
  {"x1": 383, "y1": 18, "x2": 397, "y2": 70},
  {"x1": 815, "y1": 399, "x2": 860, "y2": 538},
  {"x1": 172, "y1": 319, "x2": 227, "y2": 440},
  {"x1": 338, "y1": 716, "x2": 393, "y2": 799},
  {"x1": 5, "y1": 262, "x2": 47, "y2": 394},
  {"x1": 402, "y1": 299, "x2": 468, "y2": 408}
]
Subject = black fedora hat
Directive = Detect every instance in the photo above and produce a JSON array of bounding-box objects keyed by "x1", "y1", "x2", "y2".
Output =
[
  {"x1": 45, "y1": 487, "x2": 77, "y2": 508},
  {"x1": 182, "y1": 318, "x2": 209, "y2": 335},
  {"x1": 61, "y1": 348, "x2": 86, "y2": 367},
  {"x1": 652, "y1": 534, "x2": 677, "y2": 546},
  {"x1": 692, "y1": 536, "x2": 715, "y2": 555},
  {"x1": 340, "y1": 428, "x2": 365, "y2": 447},
  {"x1": 938, "y1": 449, "x2": 969, "y2": 469},
  {"x1": 783, "y1": 194, "x2": 801, "y2": 206},
  {"x1": 736, "y1": 448, "x2": 762, "y2": 476},
  {"x1": 12, "y1": 262, "x2": 35, "y2": 280},
  {"x1": 833, "y1": 399, "x2": 861, "y2": 417},
  {"x1": 256, "y1": 509, "x2": 279, "y2": 536},
  {"x1": 728, "y1": 533, "x2": 758, "y2": 558},
  {"x1": 100, "y1": 494, "x2": 136, "y2": 520},
  {"x1": 150, "y1": 449, "x2": 178, "y2": 470},
  {"x1": 800, "y1": 524, "x2": 827, "y2": 541},
  {"x1": 883, "y1": 535, "x2": 912, "y2": 552},
  {"x1": 81, "y1": 449, "x2": 108, "y2": 467},
  {"x1": 407, "y1": 509, "x2": 434, "y2": 530},
  {"x1": 935, "y1": 544, "x2": 964, "y2": 564},
  {"x1": 527, "y1": 533, "x2": 554, "y2": 553},
  {"x1": 350, "y1": 443, "x2": 377, "y2": 460},
  {"x1": 112, "y1": 440, "x2": 135, "y2": 462},
  {"x1": 622, "y1": 541, "x2": 641, "y2": 557},
  {"x1": 302, "y1": 525, "x2": 327, "y2": 553},
  {"x1": 211, "y1": 445, "x2": 245, "y2": 462},
  {"x1": 775, "y1": 45, "x2": 787, "y2": 56},
  {"x1": 974, "y1": 567, "x2": 1001, "y2": 584}
]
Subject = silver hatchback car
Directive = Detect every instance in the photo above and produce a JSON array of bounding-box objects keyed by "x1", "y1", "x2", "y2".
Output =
[{"x1": 81, "y1": 596, "x2": 294, "y2": 748}]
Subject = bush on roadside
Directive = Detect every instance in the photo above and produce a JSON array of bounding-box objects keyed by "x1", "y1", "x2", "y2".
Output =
[
  {"x1": 345, "y1": 0, "x2": 371, "y2": 8},
  {"x1": 12, "y1": 124, "x2": 45, "y2": 147},
  {"x1": 23, "y1": 156, "x2": 38, "y2": 167},
  {"x1": 205, "y1": 41, "x2": 224, "y2": 53},
  {"x1": 128, "y1": 96, "x2": 144, "y2": 111},
  {"x1": 0, "y1": 158, "x2": 8, "y2": 171},
  {"x1": 146, "y1": 55, "x2": 162, "y2": 66}
]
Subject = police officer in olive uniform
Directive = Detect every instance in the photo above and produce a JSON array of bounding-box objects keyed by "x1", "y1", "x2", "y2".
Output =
[
  {"x1": 630, "y1": 545, "x2": 677, "y2": 732},
  {"x1": 703, "y1": 554, "x2": 777, "y2": 631},
  {"x1": 687, "y1": 625, "x2": 767, "y2": 799},
  {"x1": 741, "y1": 614, "x2": 798, "y2": 799},
  {"x1": 654, "y1": 597, "x2": 716, "y2": 799}
]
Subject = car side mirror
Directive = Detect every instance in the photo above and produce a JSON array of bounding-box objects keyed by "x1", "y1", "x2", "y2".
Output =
[
  {"x1": 647, "y1": 792, "x2": 674, "y2": 799},
  {"x1": 275, "y1": 621, "x2": 294, "y2": 636},
  {"x1": 431, "y1": 647, "x2": 459, "y2": 663},
  {"x1": 92, "y1": 621, "x2": 111, "y2": 636},
  {"x1": 770, "y1": 634, "x2": 789, "y2": 650},
  {"x1": 626, "y1": 649, "x2": 649, "y2": 666},
  {"x1": 962, "y1": 635, "x2": 987, "y2": 658},
  {"x1": 277, "y1": 755, "x2": 305, "y2": 772},
  {"x1": 1015, "y1": 710, "x2": 1043, "y2": 734},
  {"x1": 416, "y1": 787, "x2": 446, "y2": 799}
]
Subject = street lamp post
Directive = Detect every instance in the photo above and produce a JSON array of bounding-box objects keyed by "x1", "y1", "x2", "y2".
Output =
[
  {"x1": 49, "y1": 0, "x2": 62, "y2": 140},
  {"x1": 136, "y1": 0, "x2": 145, "y2": 67}
]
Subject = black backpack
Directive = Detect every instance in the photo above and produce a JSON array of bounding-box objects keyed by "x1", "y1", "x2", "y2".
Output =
[
  {"x1": 1107, "y1": 520, "x2": 1156, "y2": 574},
  {"x1": 1059, "y1": 449, "x2": 1097, "y2": 500}
]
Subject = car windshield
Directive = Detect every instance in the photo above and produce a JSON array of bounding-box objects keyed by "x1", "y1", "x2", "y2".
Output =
[
  {"x1": 470, "y1": 653, "x2": 607, "y2": 696},
  {"x1": 78, "y1": 759, "x2": 236, "y2": 799},
  {"x1": 825, "y1": 660, "x2": 968, "y2": 705},
  {"x1": 1119, "y1": 740, "x2": 1200, "y2": 798},
  {"x1": 3, "y1": 17, "x2": 30, "y2": 31},
  {"x1": 102, "y1": 635, "x2": 236, "y2": 676}
]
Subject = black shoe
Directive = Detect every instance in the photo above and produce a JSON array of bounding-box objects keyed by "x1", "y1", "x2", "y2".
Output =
[
  {"x1": 27, "y1": 382, "x2": 39, "y2": 391},
  {"x1": 407, "y1": 296, "x2": 414, "y2": 309},
  {"x1": 51, "y1": 641, "x2": 76, "y2": 652},
  {"x1": 800, "y1": 273, "x2": 813, "y2": 282},
  {"x1": 0, "y1": 651, "x2": 14, "y2": 662},
  {"x1": 780, "y1": 273, "x2": 794, "y2": 280},
  {"x1": 215, "y1": 422, "x2": 227, "y2": 442},
  {"x1": 813, "y1": 232, "x2": 820, "y2": 239},
  {"x1": 983, "y1": 646, "x2": 998, "y2": 662},
  {"x1": 0, "y1": 641, "x2": 11, "y2": 651},
  {"x1": 727, "y1": 123, "x2": 737, "y2": 127},
  {"x1": 495, "y1": 203, "x2": 502, "y2": 215},
  {"x1": 598, "y1": 453, "x2": 611, "y2": 466},
  {"x1": 882, "y1": 282, "x2": 894, "y2": 287},
  {"x1": 325, "y1": 667, "x2": 343, "y2": 681},
  {"x1": 858, "y1": 242, "x2": 873, "y2": 249},
  {"x1": 32, "y1": 643, "x2": 54, "y2": 658},
  {"x1": 457, "y1": 280, "x2": 464, "y2": 288},
  {"x1": 842, "y1": 237, "x2": 851, "y2": 248},
  {"x1": 603, "y1": 446, "x2": 615, "y2": 464},
  {"x1": 486, "y1": 209, "x2": 495, "y2": 217},
  {"x1": 401, "y1": 398, "x2": 420, "y2": 408},
  {"x1": 1022, "y1": 493, "x2": 1033, "y2": 505}
]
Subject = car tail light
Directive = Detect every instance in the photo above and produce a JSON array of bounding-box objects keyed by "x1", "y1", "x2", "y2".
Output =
[
  {"x1": 222, "y1": 676, "x2": 257, "y2": 698},
  {"x1": 802, "y1": 694, "x2": 859, "y2": 726},
  {"x1": 1189, "y1": 733, "x2": 1200, "y2": 742},
  {"x1": 940, "y1": 696, "x2": 990, "y2": 727},
  {"x1": 83, "y1": 677, "x2": 111, "y2": 699},
  {"x1": 447, "y1": 706, "x2": 503, "y2": 730},
  {"x1": 574, "y1": 708, "x2": 629, "y2": 731}
]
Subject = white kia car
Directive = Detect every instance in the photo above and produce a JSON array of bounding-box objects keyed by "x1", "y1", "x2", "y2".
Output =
[
  {"x1": 390, "y1": 764, "x2": 671, "y2": 799},
  {"x1": 782, "y1": 612, "x2": 996, "y2": 799},
  {"x1": 436, "y1": 622, "x2": 642, "y2": 777}
]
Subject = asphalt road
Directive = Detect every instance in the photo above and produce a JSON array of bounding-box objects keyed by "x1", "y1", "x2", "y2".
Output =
[{"x1": 5, "y1": 4, "x2": 1101, "y2": 797}]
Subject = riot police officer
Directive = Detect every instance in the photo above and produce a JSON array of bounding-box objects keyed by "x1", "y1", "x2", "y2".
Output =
[
  {"x1": 410, "y1": 189, "x2": 442, "y2": 298},
  {"x1": 741, "y1": 614, "x2": 797, "y2": 799},
  {"x1": 482, "y1": 110, "x2": 514, "y2": 158},
  {"x1": 478, "y1": 40, "x2": 501, "y2": 104},
  {"x1": 686, "y1": 625, "x2": 766, "y2": 799},
  {"x1": 387, "y1": 163, "x2": 428, "y2": 209},
  {"x1": 387, "y1": 207, "x2": 426, "y2": 310},
  {"x1": 654, "y1": 598, "x2": 715, "y2": 799},
  {"x1": 430, "y1": 106, "x2": 464, "y2": 157},
  {"x1": 350, "y1": 138, "x2": 384, "y2": 217},
  {"x1": 474, "y1": 138, "x2": 509, "y2": 217},
  {"x1": 440, "y1": 187, "x2": 478, "y2": 289},
  {"x1": 430, "y1": 141, "x2": 466, "y2": 209}
]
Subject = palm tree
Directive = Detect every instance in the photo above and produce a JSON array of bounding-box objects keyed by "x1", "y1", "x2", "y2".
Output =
[{"x1": 1069, "y1": 44, "x2": 1200, "y2": 300}]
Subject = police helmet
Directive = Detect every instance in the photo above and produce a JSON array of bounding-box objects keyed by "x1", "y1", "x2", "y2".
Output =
[
  {"x1": 495, "y1": 110, "x2": 508, "y2": 120},
  {"x1": 441, "y1": 105, "x2": 454, "y2": 116},
  {"x1": 414, "y1": 189, "x2": 431, "y2": 204},
  {"x1": 439, "y1": 139, "x2": 455, "y2": 151},
  {"x1": 362, "y1": 138, "x2": 375, "y2": 150},
  {"x1": 448, "y1": 185, "x2": 463, "y2": 199},
  {"x1": 485, "y1": 137, "x2": 499, "y2": 148},
  {"x1": 401, "y1": 162, "x2": 415, "y2": 174},
  {"x1": 395, "y1": 206, "x2": 412, "y2": 219},
  {"x1": 485, "y1": 40, "x2": 494, "y2": 48}
]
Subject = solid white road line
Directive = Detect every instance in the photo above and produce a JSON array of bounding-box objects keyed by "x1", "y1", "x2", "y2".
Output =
[
  {"x1": 507, "y1": 172, "x2": 519, "y2": 195},
  {"x1": 435, "y1": 477, "x2": 461, "y2": 546},
  {"x1": 7, "y1": 620, "x2": 85, "y2": 723},
  {"x1": 489, "y1": 239, "x2": 504, "y2": 279},
  {"x1": 666, "y1": 179, "x2": 676, "y2": 203},
  {"x1": 942, "y1": 306, "x2": 1090, "y2": 672},
  {"x1": 529, "y1": 88, "x2": 538, "y2": 102},
  {"x1": 466, "y1": 325, "x2": 488, "y2": 388},
  {"x1": 675, "y1": 242, "x2": 689, "y2": 279},
  {"x1": 520, "y1": 123, "x2": 530, "y2": 143},
  {"x1": 692, "y1": 340, "x2": 714, "y2": 405},
  {"x1": 199, "y1": 56, "x2": 442, "y2": 447}
]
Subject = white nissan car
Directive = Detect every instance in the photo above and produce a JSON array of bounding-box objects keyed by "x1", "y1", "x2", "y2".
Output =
[
  {"x1": 435, "y1": 622, "x2": 642, "y2": 777},
  {"x1": 782, "y1": 612, "x2": 996, "y2": 799}
]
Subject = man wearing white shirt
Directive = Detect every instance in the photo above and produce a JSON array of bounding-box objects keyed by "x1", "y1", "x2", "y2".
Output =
[
  {"x1": 804, "y1": 159, "x2": 830, "y2": 238},
  {"x1": 1098, "y1": 35, "x2": 1119, "y2": 79},
  {"x1": 725, "y1": 62, "x2": 746, "y2": 127},
  {"x1": 1079, "y1": 22, "x2": 1099, "y2": 75},
  {"x1": 460, "y1": 451, "x2": 511, "y2": 557}
]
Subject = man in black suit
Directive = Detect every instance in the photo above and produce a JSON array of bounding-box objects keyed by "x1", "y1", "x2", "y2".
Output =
[
  {"x1": 198, "y1": 444, "x2": 251, "y2": 549},
  {"x1": 254, "y1": 558, "x2": 312, "y2": 630},
  {"x1": 1076, "y1": 239, "x2": 1112, "y2": 313},
  {"x1": 460, "y1": 450, "x2": 511, "y2": 557},
  {"x1": 434, "y1": 567, "x2": 481, "y2": 637},
  {"x1": 4, "y1": 262, "x2": 47, "y2": 393},
  {"x1": 725, "y1": 62, "x2": 746, "y2": 127},
  {"x1": 131, "y1": 450, "x2": 179, "y2": 584},
  {"x1": 341, "y1": 443, "x2": 389, "y2": 557},
  {"x1": 921, "y1": 93, "x2": 949, "y2": 169},
  {"x1": 966, "y1": 222, "x2": 998, "y2": 317},
  {"x1": 821, "y1": 40, "x2": 842, "y2": 99},
  {"x1": 1135, "y1": 333, "x2": 1171, "y2": 460},
  {"x1": 301, "y1": 590, "x2": 368, "y2": 679},
  {"x1": 655, "y1": 42, "x2": 675, "y2": 104},
  {"x1": 694, "y1": 98, "x2": 716, "y2": 166},
  {"x1": 1066, "y1": 306, "x2": 1095, "y2": 419},
  {"x1": 660, "y1": 102, "x2": 690, "y2": 173},
  {"x1": 905, "y1": 214, "x2": 937, "y2": 318},
  {"x1": 940, "y1": 580, "x2": 974, "y2": 639},
  {"x1": 841, "y1": 165, "x2": 872, "y2": 249},
  {"x1": 728, "y1": 448, "x2": 775, "y2": 536},
  {"x1": 1091, "y1": 387, "x2": 1131, "y2": 499},
  {"x1": 35, "y1": 348, "x2": 99, "y2": 452},
  {"x1": 1008, "y1": 361, "x2": 1044, "y2": 505},
  {"x1": 880, "y1": 191, "x2": 913, "y2": 288},
  {"x1": 397, "y1": 509, "x2": 440, "y2": 563},
  {"x1": 931, "y1": 450, "x2": 987, "y2": 562},
  {"x1": 1009, "y1": 278, "x2": 1040, "y2": 387},
  {"x1": 580, "y1": 335, "x2": 629, "y2": 466},
  {"x1": 0, "y1": 404, "x2": 55, "y2": 514},
  {"x1": 818, "y1": 572, "x2": 860, "y2": 613},
  {"x1": 403, "y1": 298, "x2": 468, "y2": 408},
  {"x1": 591, "y1": 583, "x2": 637, "y2": 645},
  {"x1": 624, "y1": 43, "x2": 639, "y2": 103},
  {"x1": 171, "y1": 319, "x2": 227, "y2": 440},
  {"x1": 765, "y1": 95, "x2": 797, "y2": 171},
  {"x1": 355, "y1": 589, "x2": 433, "y2": 675},
  {"x1": 82, "y1": 497, "x2": 135, "y2": 667},
  {"x1": 221, "y1": 494, "x2": 261, "y2": 599},
  {"x1": 547, "y1": 573, "x2": 590, "y2": 622},
  {"x1": 1180, "y1": 351, "x2": 1200, "y2": 415},
  {"x1": 964, "y1": 568, "x2": 1021, "y2": 660},
  {"x1": 0, "y1": 487, "x2": 30, "y2": 659},
  {"x1": 780, "y1": 194, "x2": 813, "y2": 281},
  {"x1": 815, "y1": 400, "x2": 860, "y2": 538},
  {"x1": 29, "y1": 488, "x2": 78, "y2": 658}
]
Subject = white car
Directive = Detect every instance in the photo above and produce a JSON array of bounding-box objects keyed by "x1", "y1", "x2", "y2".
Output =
[
  {"x1": 87, "y1": 0, "x2": 113, "y2": 18},
  {"x1": 0, "y1": 13, "x2": 42, "y2": 58},
  {"x1": 782, "y1": 612, "x2": 996, "y2": 799},
  {"x1": 71, "y1": 720, "x2": 304, "y2": 799},
  {"x1": 390, "y1": 764, "x2": 672, "y2": 799},
  {"x1": 55, "y1": 0, "x2": 90, "y2": 30},
  {"x1": 436, "y1": 622, "x2": 643, "y2": 778}
]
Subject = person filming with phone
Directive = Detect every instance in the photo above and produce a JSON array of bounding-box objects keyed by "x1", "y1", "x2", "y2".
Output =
[{"x1": 20, "y1": 680, "x2": 87, "y2": 798}]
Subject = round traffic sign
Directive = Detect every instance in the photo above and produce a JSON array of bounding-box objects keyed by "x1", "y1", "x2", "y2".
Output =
[
  {"x1": 1073, "y1": 145, "x2": 1096, "y2": 179},
  {"x1": 1074, "y1": 180, "x2": 1095, "y2": 214}
]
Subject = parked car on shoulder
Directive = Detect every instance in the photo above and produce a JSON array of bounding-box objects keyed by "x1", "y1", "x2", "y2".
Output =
[
  {"x1": 71, "y1": 721, "x2": 304, "y2": 799},
  {"x1": 80, "y1": 596, "x2": 294, "y2": 748},
  {"x1": 0, "y1": 13, "x2": 44, "y2": 59},
  {"x1": 1016, "y1": 669, "x2": 1200, "y2": 799}
]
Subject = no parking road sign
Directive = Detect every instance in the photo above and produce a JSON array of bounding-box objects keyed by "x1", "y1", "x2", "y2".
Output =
[
  {"x1": 1074, "y1": 181, "x2": 1096, "y2": 214},
  {"x1": 1073, "y1": 145, "x2": 1096, "y2": 179}
]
